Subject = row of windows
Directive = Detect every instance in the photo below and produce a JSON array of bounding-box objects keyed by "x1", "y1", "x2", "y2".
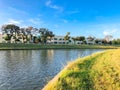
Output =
[{"x1": 52, "y1": 38, "x2": 64, "y2": 40}]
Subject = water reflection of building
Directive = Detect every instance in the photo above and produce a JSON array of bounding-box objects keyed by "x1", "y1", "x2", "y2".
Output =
[{"x1": 47, "y1": 50, "x2": 54, "y2": 60}]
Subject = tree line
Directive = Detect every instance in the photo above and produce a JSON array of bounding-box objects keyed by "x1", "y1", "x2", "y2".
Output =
[
  {"x1": 1, "y1": 24, "x2": 54, "y2": 44},
  {"x1": 1, "y1": 24, "x2": 120, "y2": 45}
]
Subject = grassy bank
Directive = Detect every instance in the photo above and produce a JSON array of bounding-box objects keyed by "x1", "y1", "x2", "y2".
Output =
[
  {"x1": 0, "y1": 43, "x2": 118, "y2": 50},
  {"x1": 43, "y1": 49, "x2": 120, "y2": 90}
]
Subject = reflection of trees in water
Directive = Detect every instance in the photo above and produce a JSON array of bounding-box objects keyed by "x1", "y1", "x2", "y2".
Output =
[
  {"x1": 47, "y1": 50, "x2": 54, "y2": 60},
  {"x1": 40, "y1": 50, "x2": 48, "y2": 65},
  {"x1": 2, "y1": 50, "x2": 33, "y2": 68},
  {"x1": 64, "y1": 49, "x2": 71, "y2": 59},
  {"x1": 40, "y1": 50, "x2": 54, "y2": 62},
  {"x1": 0, "y1": 50, "x2": 33, "y2": 87},
  {"x1": 8, "y1": 50, "x2": 32, "y2": 61},
  {"x1": 0, "y1": 49, "x2": 103, "y2": 90},
  {"x1": 40, "y1": 50, "x2": 54, "y2": 64}
]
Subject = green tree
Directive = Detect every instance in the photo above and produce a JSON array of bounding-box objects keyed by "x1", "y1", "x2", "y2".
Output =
[
  {"x1": 112, "y1": 39, "x2": 117, "y2": 45},
  {"x1": 39, "y1": 28, "x2": 54, "y2": 44},
  {"x1": 87, "y1": 36, "x2": 95, "y2": 41},
  {"x1": 4, "y1": 34, "x2": 12, "y2": 42},
  {"x1": 2, "y1": 24, "x2": 20, "y2": 35},
  {"x1": 76, "y1": 36, "x2": 85, "y2": 41},
  {"x1": 64, "y1": 32, "x2": 70, "y2": 44},
  {"x1": 72, "y1": 37, "x2": 76, "y2": 45},
  {"x1": 113, "y1": 39, "x2": 120, "y2": 45},
  {"x1": 105, "y1": 35, "x2": 113, "y2": 43},
  {"x1": 2, "y1": 24, "x2": 20, "y2": 43},
  {"x1": 102, "y1": 39, "x2": 107, "y2": 45},
  {"x1": 79, "y1": 36, "x2": 85, "y2": 41}
]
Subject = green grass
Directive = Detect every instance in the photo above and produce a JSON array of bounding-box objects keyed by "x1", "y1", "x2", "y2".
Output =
[
  {"x1": 0, "y1": 43, "x2": 118, "y2": 50},
  {"x1": 43, "y1": 49, "x2": 120, "y2": 90}
]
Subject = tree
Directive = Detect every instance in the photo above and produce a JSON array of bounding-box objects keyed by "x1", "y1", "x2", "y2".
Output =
[
  {"x1": 86, "y1": 36, "x2": 96, "y2": 45},
  {"x1": 39, "y1": 28, "x2": 54, "y2": 44},
  {"x1": 76, "y1": 36, "x2": 85, "y2": 41},
  {"x1": 112, "y1": 39, "x2": 120, "y2": 45},
  {"x1": 87, "y1": 36, "x2": 95, "y2": 41},
  {"x1": 64, "y1": 32, "x2": 70, "y2": 44},
  {"x1": 2, "y1": 24, "x2": 20, "y2": 43},
  {"x1": 112, "y1": 39, "x2": 117, "y2": 45},
  {"x1": 25, "y1": 27, "x2": 34, "y2": 43},
  {"x1": 117, "y1": 39, "x2": 120, "y2": 44},
  {"x1": 105, "y1": 35, "x2": 113, "y2": 43},
  {"x1": 72, "y1": 37, "x2": 76, "y2": 45},
  {"x1": 4, "y1": 34, "x2": 12, "y2": 41},
  {"x1": 2, "y1": 24, "x2": 20, "y2": 35},
  {"x1": 26, "y1": 26, "x2": 33, "y2": 35},
  {"x1": 102, "y1": 39, "x2": 107, "y2": 45},
  {"x1": 79, "y1": 36, "x2": 85, "y2": 41},
  {"x1": 95, "y1": 39, "x2": 103, "y2": 45}
]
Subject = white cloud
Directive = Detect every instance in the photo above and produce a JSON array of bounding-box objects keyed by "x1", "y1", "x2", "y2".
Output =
[
  {"x1": 61, "y1": 19, "x2": 68, "y2": 23},
  {"x1": 45, "y1": 0, "x2": 63, "y2": 11},
  {"x1": 29, "y1": 18, "x2": 43, "y2": 25},
  {"x1": 67, "y1": 10, "x2": 80, "y2": 14},
  {"x1": 7, "y1": 19, "x2": 23, "y2": 25},
  {"x1": 9, "y1": 7, "x2": 28, "y2": 15},
  {"x1": 37, "y1": 14, "x2": 42, "y2": 17},
  {"x1": 103, "y1": 29, "x2": 118, "y2": 36},
  {"x1": 46, "y1": 0, "x2": 51, "y2": 6},
  {"x1": 54, "y1": 24, "x2": 59, "y2": 28}
]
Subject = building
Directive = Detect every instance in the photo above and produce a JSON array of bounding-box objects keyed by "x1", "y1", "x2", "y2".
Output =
[
  {"x1": 86, "y1": 36, "x2": 96, "y2": 45},
  {"x1": 47, "y1": 36, "x2": 67, "y2": 44},
  {"x1": 0, "y1": 34, "x2": 2, "y2": 43},
  {"x1": 47, "y1": 36, "x2": 74, "y2": 44}
]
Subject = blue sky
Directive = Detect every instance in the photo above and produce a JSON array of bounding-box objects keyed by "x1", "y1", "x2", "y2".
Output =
[{"x1": 1, "y1": 0, "x2": 120, "y2": 38}]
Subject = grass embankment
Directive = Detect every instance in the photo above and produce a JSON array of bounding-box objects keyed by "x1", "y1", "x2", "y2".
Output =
[
  {"x1": 0, "y1": 43, "x2": 118, "y2": 50},
  {"x1": 43, "y1": 49, "x2": 120, "y2": 90}
]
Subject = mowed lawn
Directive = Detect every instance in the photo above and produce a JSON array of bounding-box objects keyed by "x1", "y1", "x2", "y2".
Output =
[{"x1": 43, "y1": 49, "x2": 120, "y2": 90}]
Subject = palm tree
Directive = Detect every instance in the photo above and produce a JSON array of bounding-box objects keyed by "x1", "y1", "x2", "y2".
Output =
[
  {"x1": 64, "y1": 32, "x2": 70, "y2": 44},
  {"x1": 72, "y1": 37, "x2": 76, "y2": 45},
  {"x1": 39, "y1": 28, "x2": 54, "y2": 44}
]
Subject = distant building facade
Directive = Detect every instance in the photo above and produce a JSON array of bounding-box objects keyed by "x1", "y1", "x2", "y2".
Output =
[
  {"x1": 47, "y1": 36, "x2": 68, "y2": 44},
  {"x1": 86, "y1": 36, "x2": 96, "y2": 45},
  {"x1": 0, "y1": 34, "x2": 2, "y2": 43}
]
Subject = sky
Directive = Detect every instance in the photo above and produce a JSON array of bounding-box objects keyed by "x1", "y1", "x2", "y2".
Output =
[{"x1": 1, "y1": 0, "x2": 120, "y2": 38}]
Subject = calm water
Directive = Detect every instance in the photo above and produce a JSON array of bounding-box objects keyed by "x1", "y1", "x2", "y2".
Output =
[{"x1": 0, "y1": 49, "x2": 103, "y2": 90}]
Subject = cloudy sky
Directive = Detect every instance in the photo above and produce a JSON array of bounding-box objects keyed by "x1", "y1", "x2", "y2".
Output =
[{"x1": 1, "y1": 0, "x2": 120, "y2": 38}]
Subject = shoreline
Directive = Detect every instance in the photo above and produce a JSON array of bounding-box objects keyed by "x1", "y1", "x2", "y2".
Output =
[
  {"x1": 0, "y1": 43, "x2": 118, "y2": 50},
  {"x1": 42, "y1": 49, "x2": 120, "y2": 90}
]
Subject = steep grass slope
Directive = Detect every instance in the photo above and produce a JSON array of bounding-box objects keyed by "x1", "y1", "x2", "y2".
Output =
[{"x1": 43, "y1": 49, "x2": 120, "y2": 90}]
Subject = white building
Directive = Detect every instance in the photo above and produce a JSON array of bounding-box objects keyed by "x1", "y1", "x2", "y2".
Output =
[
  {"x1": 47, "y1": 36, "x2": 74, "y2": 44},
  {"x1": 86, "y1": 36, "x2": 96, "y2": 45},
  {"x1": 47, "y1": 36, "x2": 86, "y2": 45},
  {"x1": 75, "y1": 41, "x2": 83, "y2": 44},
  {"x1": 47, "y1": 36, "x2": 67, "y2": 44},
  {"x1": 0, "y1": 34, "x2": 2, "y2": 43},
  {"x1": 0, "y1": 29, "x2": 2, "y2": 43}
]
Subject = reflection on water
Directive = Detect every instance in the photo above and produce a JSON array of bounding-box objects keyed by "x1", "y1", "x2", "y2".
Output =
[{"x1": 0, "y1": 49, "x2": 103, "y2": 90}]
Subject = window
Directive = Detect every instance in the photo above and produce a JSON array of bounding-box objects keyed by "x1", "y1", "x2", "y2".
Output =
[{"x1": 54, "y1": 38, "x2": 57, "y2": 40}]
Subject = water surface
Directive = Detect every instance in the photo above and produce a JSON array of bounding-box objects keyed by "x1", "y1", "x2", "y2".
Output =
[{"x1": 0, "y1": 49, "x2": 103, "y2": 90}]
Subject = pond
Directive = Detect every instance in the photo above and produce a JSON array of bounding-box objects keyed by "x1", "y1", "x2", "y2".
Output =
[{"x1": 0, "y1": 49, "x2": 103, "y2": 90}]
